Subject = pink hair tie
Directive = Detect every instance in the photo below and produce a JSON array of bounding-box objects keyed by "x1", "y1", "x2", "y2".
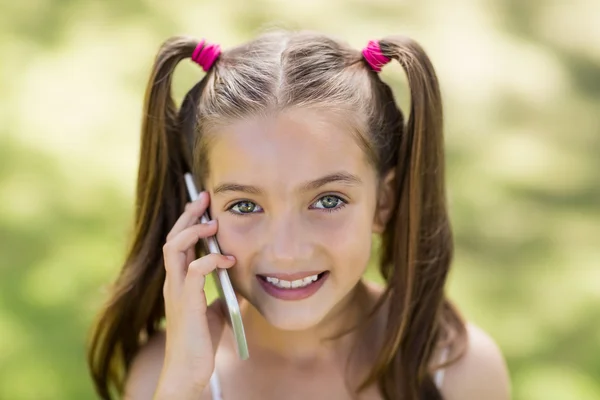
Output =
[
  {"x1": 362, "y1": 40, "x2": 390, "y2": 72},
  {"x1": 192, "y1": 39, "x2": 221, "y2": 71}
]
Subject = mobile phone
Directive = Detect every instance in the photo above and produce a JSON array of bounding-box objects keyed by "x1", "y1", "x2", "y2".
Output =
[{"x1": 184, "y1": 173, "x2": 250, "y2": 361}]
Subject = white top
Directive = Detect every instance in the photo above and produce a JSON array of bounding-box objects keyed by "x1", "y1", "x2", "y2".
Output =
[
  {"x1": 209, "y1": 369, "x2": 224, "y2": 400},
  {"x1": 208, "y1": 346, "x2": 449, "y2": 399}
]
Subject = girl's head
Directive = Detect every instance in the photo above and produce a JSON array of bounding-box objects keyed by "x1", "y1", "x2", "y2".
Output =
[
  {"x1": 88, "y1": 30, "x2": 465, "y2": 400},
  {"x1": 185, "y1": 33, "x2": 403, "y2": 331}
]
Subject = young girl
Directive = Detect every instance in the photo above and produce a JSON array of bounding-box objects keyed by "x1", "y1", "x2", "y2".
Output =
[{"x1": 87, "y1": 31, "x2": 510, "y2": 399}]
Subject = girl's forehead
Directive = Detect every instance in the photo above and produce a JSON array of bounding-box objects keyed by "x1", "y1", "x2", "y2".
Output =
[{"x1": 205, "y1": 109, "x2": 375, "y2": 188}]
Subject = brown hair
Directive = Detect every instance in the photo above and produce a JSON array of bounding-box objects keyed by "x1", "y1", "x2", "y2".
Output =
[{"x1": 87, "y1": 30, "x2": 466, "y2": 399}]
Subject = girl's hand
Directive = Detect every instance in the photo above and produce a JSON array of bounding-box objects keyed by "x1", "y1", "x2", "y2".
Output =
[{"x1": 154, "y1": 192, "x2": 235, "y2": 399}]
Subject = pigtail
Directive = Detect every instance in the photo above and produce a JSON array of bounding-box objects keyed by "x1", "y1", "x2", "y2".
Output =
[
  {"x1": 86, "y1": 36, "x2": 204, "y2": 399},
  {"x1": 365, "y1": 37, "x2": 467, "y2": 399}
]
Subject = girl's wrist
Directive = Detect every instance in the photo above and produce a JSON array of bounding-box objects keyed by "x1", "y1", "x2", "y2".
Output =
[
  {"x1": 154, "y1": 374, "x2": 206, "y2": 400},
  {"x1": 154, "y1": 386, "x2": 205, "y2": 400}
]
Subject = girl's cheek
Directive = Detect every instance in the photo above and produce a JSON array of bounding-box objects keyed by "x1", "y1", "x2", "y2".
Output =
[
  {"x1": 215, "y1": 217, "x2": 260, "y2": 256},
  {"x1": 216, "y1": 223, "x2": 257, "y2": 290},
  {"x1": 315, "y1": 210, "x2": 374, "y2": 269},
  {"x1": 311, "y1": 207, "x2": 364, "y2": 243}
]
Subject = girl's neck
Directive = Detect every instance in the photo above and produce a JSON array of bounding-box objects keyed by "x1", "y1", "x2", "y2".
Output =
[{"x1": 239, "y1": 279, "x2": 385, "y2": 365}]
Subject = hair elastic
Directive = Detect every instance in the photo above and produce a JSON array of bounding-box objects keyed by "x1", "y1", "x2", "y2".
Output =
[
  {"x1": 362, "y1": 40, "x2": 391, "y2": 72},
  {"x1": 192, "y1": 39, "x2": 221, "y2": 71}
]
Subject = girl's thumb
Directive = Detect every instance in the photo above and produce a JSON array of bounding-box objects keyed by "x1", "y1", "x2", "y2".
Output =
[
  {"x1": 206, "y1": 297, "x2": 228, "y2": 357},
  {"x1": 206, "y1": 291, "x2": 246, "y2": 356}
]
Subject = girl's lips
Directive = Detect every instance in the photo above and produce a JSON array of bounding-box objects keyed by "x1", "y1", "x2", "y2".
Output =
[
  {"x1": 256, "y1": 271, "x2": 329, "y2": 301},
  {"x1": 256, "y1": 270, "x2": 325, "y2": 281}
]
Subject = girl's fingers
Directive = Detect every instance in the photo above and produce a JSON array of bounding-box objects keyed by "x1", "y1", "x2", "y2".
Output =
[
  {"x1": 185, "y1": 247, "x2": 196, "y2": 269},
  {"x1": 165, "y1": 192, "x2": 210, "y2": 243},
  {"x1": 182, "y1": 253, "x2": 236, "y2": 315},
  {"x1": 163, "y1": 221, "x2": 218, "y2": 295}
]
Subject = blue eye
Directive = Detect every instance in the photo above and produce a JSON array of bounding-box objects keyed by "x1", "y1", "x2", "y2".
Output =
[
  {"x1": 312, "y1": 195, "x2": 346, "y2": 212},
  {"x1": 229, "y1": 201, "x2": 263, "y2": 215}
]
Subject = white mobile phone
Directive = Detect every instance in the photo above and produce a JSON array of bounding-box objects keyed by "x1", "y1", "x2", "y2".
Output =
[{"x1": 184, "y1": 173, "x2": 249, "y2": 361}]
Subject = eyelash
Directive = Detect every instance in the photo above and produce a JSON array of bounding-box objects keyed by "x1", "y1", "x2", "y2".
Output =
[{"x1": 227, "y1": 195, "x2": 347, "y2": 216}]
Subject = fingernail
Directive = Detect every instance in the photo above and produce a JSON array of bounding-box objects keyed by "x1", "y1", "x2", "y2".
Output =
[
  {"x1": 207, "y1": 219, "x2": 217, "y2": 225},
  {"x1": 225, "y1": 255, "x2": 235, "y2": 260}
]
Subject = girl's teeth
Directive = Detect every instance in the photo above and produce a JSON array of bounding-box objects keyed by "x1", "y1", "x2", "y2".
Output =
[{"x1": 265, "y1": 274, "x2": 319, "y2": 289}]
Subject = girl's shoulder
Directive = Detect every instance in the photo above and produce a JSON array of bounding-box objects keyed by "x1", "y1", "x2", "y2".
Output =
[
  {"x1": 125, "y1": 331, "x2": 217, "y2": 400},
  {"x1": 439, "y1": 322, "x2": 511, "y2": 400},
  {"x1": 365, "y1": 281, "x2": 510, "y2": 399},
  {"x1": 123, "y1": 331, "x2": 167, "y2": 399}
]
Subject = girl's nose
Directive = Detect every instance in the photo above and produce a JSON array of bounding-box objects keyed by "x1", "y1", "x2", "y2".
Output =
[{"x1": 263, "y1": 214, "x2": 313, "y2": 267}]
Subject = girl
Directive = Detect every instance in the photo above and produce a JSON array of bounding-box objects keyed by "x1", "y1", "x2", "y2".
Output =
[{"x1": 87, "y1": 31, "x2": 510, "y2": 399}]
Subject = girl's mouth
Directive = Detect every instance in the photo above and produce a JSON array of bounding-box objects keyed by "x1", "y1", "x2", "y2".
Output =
[{"x1": 256, "y1": 271, "x2": 329, "y2": 301}]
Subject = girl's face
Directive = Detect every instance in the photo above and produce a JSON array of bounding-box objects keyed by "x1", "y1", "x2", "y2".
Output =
[{"x1": 205, "y1": 109, "x2": 385, "y2": 331}]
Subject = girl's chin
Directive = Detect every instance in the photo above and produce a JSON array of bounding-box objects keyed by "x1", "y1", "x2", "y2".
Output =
[
  {"x1": 260, "y1": 310, "x2": 327, "y2": 331},
  {"x1": 245, "y1": 300, "x2": 331, "y2": 331}
]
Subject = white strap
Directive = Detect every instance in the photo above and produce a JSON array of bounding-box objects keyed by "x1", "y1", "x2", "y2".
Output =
[
  {"x1": 209, "y1": 369, "x2": 223, "y2": 400},
  {"x1": 433, "y1": 346, "x2": 449, "y2": 389}
]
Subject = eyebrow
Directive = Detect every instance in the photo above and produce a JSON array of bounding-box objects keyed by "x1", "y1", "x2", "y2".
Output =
[{"x1": 213, "y1": 172, "x2": 363, "y2": 196}]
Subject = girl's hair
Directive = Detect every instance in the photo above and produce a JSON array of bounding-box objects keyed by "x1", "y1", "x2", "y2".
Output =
[{"x1": 87, "y1": 30, "x2": 467, "y2": 400}]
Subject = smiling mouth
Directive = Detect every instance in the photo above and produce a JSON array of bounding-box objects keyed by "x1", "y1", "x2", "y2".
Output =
[{"x1": 257, "y1": 271, "x2": 328, "y2": 290}]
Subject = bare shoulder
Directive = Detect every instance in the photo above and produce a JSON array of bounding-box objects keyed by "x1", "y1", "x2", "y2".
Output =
[
  {"x1": 440, "y1": 323, "x2": 511, "y2": 400},
  {"x1": 123, "y1": 331, "x2": 166, "y2": 399},
  {"x1": 123, "y1": 331, "x2": 214, "y2": 400}
]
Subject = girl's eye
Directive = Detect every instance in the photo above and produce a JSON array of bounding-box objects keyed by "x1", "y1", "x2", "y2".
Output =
[
  {"x1": 229, "y1": 201, "x2": 263, "y2": 215},
  {"x1": 312, "y1": 195, "x2": 346, "y2": 212}
]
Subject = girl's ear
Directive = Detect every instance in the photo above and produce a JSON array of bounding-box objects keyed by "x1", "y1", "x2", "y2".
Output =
[{"x1": 372, "y1": 169, "x2": 396, "y2": 233}]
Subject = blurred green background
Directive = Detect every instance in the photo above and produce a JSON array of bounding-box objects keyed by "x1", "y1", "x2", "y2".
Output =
[{"x1": 1, "y1": 0, "x2": 599, "y2": 399}]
